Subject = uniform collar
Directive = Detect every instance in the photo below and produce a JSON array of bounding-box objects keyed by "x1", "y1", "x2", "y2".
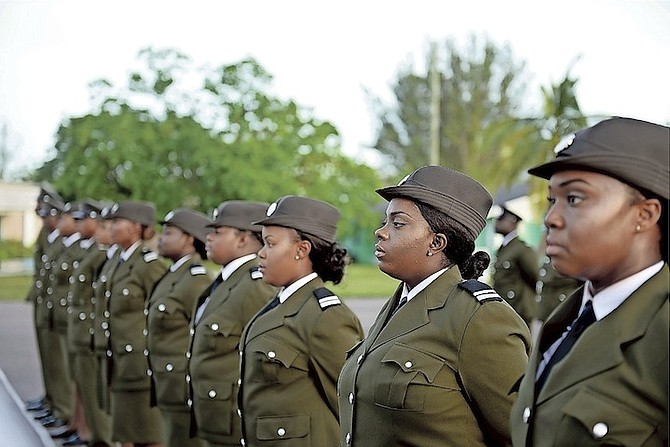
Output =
[
  {"x1": 278, "y1": 272, "x2": 318, "y2": 303},
  {"x1": 501, "y1": 230, "x2": 518, "y2": 247},
  {"x1": 219, "y1": 253, "x2": 256, "y2": 281},
  {"x1": 63, "y1": 232, "x2": 82, "y2": 247},
  {"x1": 583, "y1": 260, "x2": 664, "y2": 321},
  {"x1": 170, "y1": 254, "x2": 193, "y2": 272},
  {"x1": 120, "y1": 240, "x2": 142, "y2": 261},
  {"x1": 47, "y1": 228, "x2": 60, "y2": 243},
  {"x1": 401, "y1": 266, "x2": 451, "y2": 303}
]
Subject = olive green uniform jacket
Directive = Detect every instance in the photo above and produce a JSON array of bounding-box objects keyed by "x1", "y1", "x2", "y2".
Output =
[
  {"x1": 26, "y1": 225, "x2": 49, "y2": 303},
  {"x1": 146, "y1": 254, "x2": 211, "y2": 412},
  {"x1": 106, "y1": 244, "x2": 167, "y2": 442},
  {"x1": 338, "y1": 267, "x2": 531, "y2": 447},
  {"x1": 239, "y1": 277, "x2": 364, "y2": 447},
  {"x1": 535, "y1": 257, "x2": 581, "y2": 322},
  {"x1": 187, "y1": 258, "x2": 277, "y2": 445},
  {"x1": 106, "y1": 245, "x2": 167, "y2": 392},
  {"x1": 35, "y1": 234, "x2": 65, "y2": 330},
  {"x1": 66, "y1": 239, "x2": 107, "y2": 356},
  {"x1": 494, "y1": 237, "x2": 538, "y2": 326},
  {"x1": 510, "y1": 265, "x2": 669, "y2": 447},
  {"x1": 51, "y1": 234, "x2": 87, "y2": 335},
  {"x1": 93, "y1": 245, "x2": 121, "y2": 411}
]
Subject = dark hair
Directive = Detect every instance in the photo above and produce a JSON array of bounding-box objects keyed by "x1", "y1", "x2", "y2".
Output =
[
  {"x1": 415, "y1": 201, "x2": 490, "y2": 279},
  {"x1": 297, "y1": 230, "x2": 349, "y2": 284},
  {"x1": 248, "y1": 230, "x2": 263, "y2": 245},
  {"x1": 194, "y1": 239, "x2": 208, "y2": 260}
]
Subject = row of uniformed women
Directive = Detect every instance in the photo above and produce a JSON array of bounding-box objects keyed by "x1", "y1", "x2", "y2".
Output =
[{"x1": 29, "y1": 116, "x2": 668, "y2": 447}]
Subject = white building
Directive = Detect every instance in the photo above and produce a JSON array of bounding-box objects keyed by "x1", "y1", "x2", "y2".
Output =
[{"x1": 0, "y1": 182, "x2": 40, "y2": 247}]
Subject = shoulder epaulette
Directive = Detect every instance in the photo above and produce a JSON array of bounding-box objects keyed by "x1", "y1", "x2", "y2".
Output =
[
  {"x1": 190, "y1": 265, "x2": 207, "y2": 276},
  {"x1": 143, "y1": 252, "x2": 159, "y2": 262},
  {"x1": 313, "y1": 287, "x2": 341, "y2": 309},
  {"x1": 458, "y1": 280, "x2": 502, "y2": 303},
  {"x1": 249, "y1": 266, "x2": 263, "y2": 280}
]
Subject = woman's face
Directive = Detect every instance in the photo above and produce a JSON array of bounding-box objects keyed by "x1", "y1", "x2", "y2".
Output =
[
  {"x1": 205, "y1": 226, "x2": 240, "y2": 265},
  {"x1": 545, "y1": 170, "x2": 642, "y2": 288},
  {"x1": 374, "y1": 197, "x2": 436, "y2": 287},
  {"x1": 158, "y1": 224, "x2": 189, "y2": 260},
  {"x1": 258, "y1": 225, "x2": 304, "y2": 287},
  {"x1": 112, "y1": 218, "x2": 140, "y2": 249}
]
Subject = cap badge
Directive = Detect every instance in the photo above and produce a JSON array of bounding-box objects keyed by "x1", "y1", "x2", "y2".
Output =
[
  {"x1": 212, "y1": 208, "x2": 220, "y2": 219},
  {"x1": 111, "y1": 204, "x2": 119, "y2": 214},
  {"x1": 266, "y1": 201, "x2": 278, "y2": 217},
  {"x1": 164, "y1": 211, "x2": 175, "y2": 222},
  {"x1": 397, "y1": 174, "x2": 410, "y2": 186},
  {"x1": 554, "y1": 133, "x2": 576, "y2": 154}
]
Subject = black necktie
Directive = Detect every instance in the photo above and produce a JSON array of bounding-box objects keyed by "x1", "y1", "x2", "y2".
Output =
[
  {"x1": 258, "y1": 295, "x2": 280, "y2": 317},
  {"x1": 391, "y1": 295, "x2": 408, "y2": 316},
  {"x1": 210, "y1": 275, "x2": 224, "y2": 294},
  {"x1": 536, "y1": 300, "x2": 596, "y2": 390}
]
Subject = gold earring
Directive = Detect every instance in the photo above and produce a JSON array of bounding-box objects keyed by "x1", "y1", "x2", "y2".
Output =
[{"x1": 635, "y1": 224, "x2": 641, "y2": 232}]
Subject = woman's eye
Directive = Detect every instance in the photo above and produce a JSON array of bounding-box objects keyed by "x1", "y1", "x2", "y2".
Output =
[
  {"x1": 567, "y1": 194, "x2": 583, "y2": 205},
  {"x1": 392, "y1": 221, "x2": 405, "y2": 228}
]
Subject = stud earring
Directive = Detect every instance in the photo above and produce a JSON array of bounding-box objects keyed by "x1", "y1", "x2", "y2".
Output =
[
  {"x1": 635, "y1": 224, "x2": 641, "y2": 232},
  {"x1": 294, "y1": 255, "x2": 300, "y2": 260},
  {"x1": 427, "y1": 251, "x2": 433, "y2": 257}
]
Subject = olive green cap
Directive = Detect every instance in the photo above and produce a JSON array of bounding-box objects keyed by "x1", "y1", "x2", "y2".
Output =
[
  {"x1": 207, "y1": 201, "x2": 269, "y2": 232},
  {"x1": 109, "y1": 201, "x2": 156, "y2": 227},
  {"x1": 529, "y1": 117, "x2": 670, "y2": 200},
  {"x1": 254, "y1": 195, "x2": 340, "y2": 244},
  {"x1": 376, "y1": 165, "x2": 493, "y2": 239},
  {"x1": 36, "y1": 182, "x2": 65, "y2": 217},
  {"x1": 72, "y1": 200, "x2": 104, "y2": 220},
  {"x1": 160, "y1": 208, "x2": 212, "y2": 243}
]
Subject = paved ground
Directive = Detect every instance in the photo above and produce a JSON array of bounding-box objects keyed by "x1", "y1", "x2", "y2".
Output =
[{"x1": 0, "y1": 297, "x2": 387, "y2": 446}]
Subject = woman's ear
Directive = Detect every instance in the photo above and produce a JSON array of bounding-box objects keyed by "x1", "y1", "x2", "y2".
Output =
[
  {"x1": 296, "y1": 239, "x2": 312, "y2": 259},
  {"x1": 637, "y1": 198, "x2": 662, "y2": 231},
  {"x1": 431, "y1": 233, "x2": 448, "y2": 252}
]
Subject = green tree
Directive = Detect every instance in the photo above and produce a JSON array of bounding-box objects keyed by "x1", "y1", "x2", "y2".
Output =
[
  {"x1": 369, "y1": 35, "x2": 529, "y2": 189},
  {"x1": 32, "y1": 49, "x2": 382, "y2": 256}
]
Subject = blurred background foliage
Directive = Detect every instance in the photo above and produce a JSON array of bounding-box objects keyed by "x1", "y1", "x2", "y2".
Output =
[{"x1": 30, "y1": 36, "x2": 594, "y2": 262}]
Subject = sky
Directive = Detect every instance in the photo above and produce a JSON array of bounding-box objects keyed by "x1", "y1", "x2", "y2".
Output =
[{"x1": 1, "y1": 0, "x2": 669, "y2": 178}]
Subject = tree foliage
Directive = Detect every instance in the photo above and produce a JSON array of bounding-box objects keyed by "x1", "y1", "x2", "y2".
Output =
[
  {"x1": 32, "y1": 49, "x2": 382, "y2": 257},
  {"x1": 370, "y1": 35, "x2": 591, "y2": 221}
]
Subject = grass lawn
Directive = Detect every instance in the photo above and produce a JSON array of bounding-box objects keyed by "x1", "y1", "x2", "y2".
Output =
[
  {"x1": 0, "y1": 263, "x2": 398, "y2": 301},
  {"x1": 0, "y1": 275, "x2": 31, "y2": 301}
]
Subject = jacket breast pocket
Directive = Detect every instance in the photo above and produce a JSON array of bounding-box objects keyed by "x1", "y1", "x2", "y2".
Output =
[
  {"x1": 374, "y1": 342, "x2": 448, "y2": 411},
  {"x1": 151, "y1": 354, "x2": 188, "y2": 407},
  {"x1": 256, "y1": 413, "x2": 310, "y2": 444},
  {"x1": 203, "y1": 321, "x2": 240, "y2": 352},
  {"x1": 559, "y1": 388, "x2": 658, "y2": 446},
  {"x1": 193, "y1": 380, "x2": 234, "y2": 435},
  {"x1": 253, "y1": 337, "x2": 307, "y2": 384},
  {"x1": 151, "y1": 300, "x2": 186, "y2": 332}
]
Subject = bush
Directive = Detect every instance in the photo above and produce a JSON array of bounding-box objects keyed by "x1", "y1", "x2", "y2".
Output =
[{"x1": 0, "y1": 240, "x2": 33, "y2": 261}]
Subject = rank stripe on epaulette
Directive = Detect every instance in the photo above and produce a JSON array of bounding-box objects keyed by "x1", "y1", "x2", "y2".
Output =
[
  {"x1": 472, "y1": 289, "x2": 501, "y2": 301},
  {"x1": 458, "y1": 279, "x2": 502, "y2": 302},
  {"x1": 318, "y1": 295, "x2": 341, "y2": 308},
  {"x1": 143, "y1": 252, "x2": 159, "y2": 262},
  {"x1": 190, "y1": 266, "x2": 207, "y2": 275}
]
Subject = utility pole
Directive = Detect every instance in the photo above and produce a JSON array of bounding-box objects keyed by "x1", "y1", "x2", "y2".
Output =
[{"x1": 429, "y1": 42, "x2": 441, "y2": 165}]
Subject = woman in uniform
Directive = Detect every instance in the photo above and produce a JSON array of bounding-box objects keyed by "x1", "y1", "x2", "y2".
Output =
[
  {"x1": 146, "y1": 208, "x2": 212, "y2": 447},
  {"x1": 338, "y1": 165, "x2": 531, "y2": 446},
  {"x1": 107, "y1": 201, "x2": 168, "y2": 447},
  {"x1": 510, "y1": 117, "x2": 669, "y2": 446},
  {"x1": 238, "y1": 195, "x2": 364, "y2": 447}
]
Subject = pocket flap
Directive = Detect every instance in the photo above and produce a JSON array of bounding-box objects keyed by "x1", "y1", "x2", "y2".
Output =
[
  {"x1": 150, "y1": 353, "x2": 187, "y2": 374},
  {"x1": 255, "y1": 337, "x2": 300, "y2": 368},
  {"x1": 381, "y1": 343, "x2": 444, "y2": 382},
  {"x1": 194, "y1": 380, "x2": 233, "y2": 401},
  {"x1": 256, "y1": 414, "x2": 310, "y2": 440},
  {"x1": 562, "y1": 388, "x2": 656, "y2": 445}
]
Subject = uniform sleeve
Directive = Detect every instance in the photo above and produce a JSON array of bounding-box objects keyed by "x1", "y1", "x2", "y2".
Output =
[
  {"x1": 517, "y1": 244, "x2": 539, "y2": 288},
  {"x1": 307, "y1": 306, "x2": 364, "y2": 417},
  {"x1": 459, "y1": 301, "x2": 531, "y2": 446}
]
